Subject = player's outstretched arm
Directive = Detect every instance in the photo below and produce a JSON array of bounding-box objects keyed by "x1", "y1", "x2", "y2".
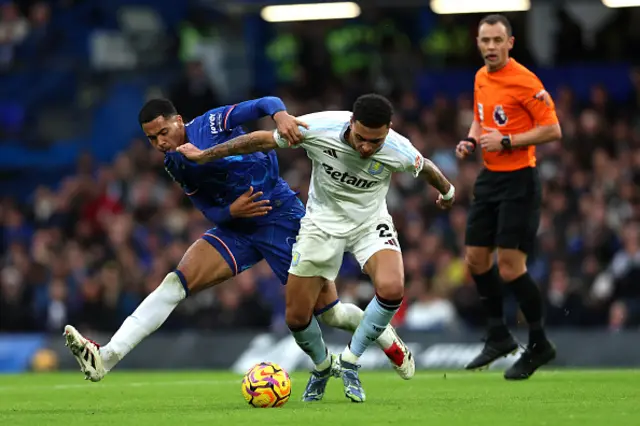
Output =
[
  {"x1": 177, "y1": 131, "x2": 279, "y2": 164},
  {"x1": 224, "y1": 97, "x2": 287, "y2": 129},
  {"x1": 420, "y1": 159, "x2": 455, "y2": 209},
  {"x1": 224, "y1": 97, "x2": 308, "y2": 144}
]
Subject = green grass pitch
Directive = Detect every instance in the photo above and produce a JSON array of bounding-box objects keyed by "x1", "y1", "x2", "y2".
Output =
[{"x1": 1, "y1": 370, "x2": 638, "y2": 425}]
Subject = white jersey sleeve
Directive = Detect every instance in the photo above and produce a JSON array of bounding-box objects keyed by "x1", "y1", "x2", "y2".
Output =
[
  {"x1": 272, "y1": 111, "x2": 349, "y2": 149},
  {"x1": 273, "y1": 128, "x2": 303, "y2": 149},
  {"x1": 374, "y1": 130, "x2": 424, "y2": 177}
]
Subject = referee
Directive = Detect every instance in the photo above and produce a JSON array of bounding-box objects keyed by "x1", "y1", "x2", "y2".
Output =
[{"x1": 456, "y1": 14, "x2": 562, "y2": 380}]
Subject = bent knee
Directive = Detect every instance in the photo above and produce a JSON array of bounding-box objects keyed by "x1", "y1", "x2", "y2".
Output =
[
  {"x1": 285, "y1": 291, "x2": 315, "y2": 329},
  {"x1": 465, "y1": 247, "x2": 493, "y2": 275},
  {"x1": 180, "y1": 266, "x2": 231, "y2": 294},
  {"x1": 375, "y1": 277, "x2": 404, "y2": 302},
  {"x1": 496, "y1": 255, "x2": 526, "y2": 283},
  {"x1": 177, "y1": 239, "x2": 234, "y2": 294},
  {"x1": 285, "y1": 308, "x2": 314, "y2": 330},
  {"x1": 285, "y1": 275, "x2": 325, "y2": 329}
]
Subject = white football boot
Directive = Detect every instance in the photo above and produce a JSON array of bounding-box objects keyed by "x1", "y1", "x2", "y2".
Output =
[
  {"x1": 382, "y1": 326, "x2": 415, "y2": 380},
  {"x1": 63, "y1": 325, "x2": 106, "y2": 382}
]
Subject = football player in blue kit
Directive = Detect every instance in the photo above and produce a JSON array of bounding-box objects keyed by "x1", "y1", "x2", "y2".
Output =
[{"x1": 63, "y1": 96, "x2": 414, "y2": 389}]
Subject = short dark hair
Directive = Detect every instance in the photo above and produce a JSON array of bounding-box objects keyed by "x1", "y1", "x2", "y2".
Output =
[
  {"x1": 138, "y1": 98, "x2": 178, "y2": 126},
  {"x1": 479, "y1": 14, "x2": 512, "y2": 37},
  {"x1": 352, "y1": 94, "x2": 394, "y2": 128}
]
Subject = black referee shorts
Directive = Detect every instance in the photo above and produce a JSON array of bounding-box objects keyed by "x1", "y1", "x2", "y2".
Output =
[{"x1": 465, "y1": 166, "x2": 541, "y2": 255}]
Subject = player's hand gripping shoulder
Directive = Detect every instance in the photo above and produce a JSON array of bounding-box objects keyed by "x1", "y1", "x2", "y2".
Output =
[
  {"x1": 273, "y1": 111, "x2": 309, "y2": 146},
  {"x1": 420, "y1": 158, "x2": 455, "y2": 210},
  {"x1": 229, "y1": 186, "x2": 272, "y2": 218},
  {"x1": 176, "y1": 143, "x2": 208, "y2": 164}
]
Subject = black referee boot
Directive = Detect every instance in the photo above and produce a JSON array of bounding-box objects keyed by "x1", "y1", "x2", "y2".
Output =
[
  {"x1": 504, "y1": 340, "x2": 556, "y2": 380},
  {"x1": 465, "y1": 327, "x2": 519, "y2": 370}
]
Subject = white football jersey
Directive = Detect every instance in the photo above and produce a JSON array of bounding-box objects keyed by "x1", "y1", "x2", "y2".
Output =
[{"x1": 273, "y1": 111, "x2": 424, "y2": 237}]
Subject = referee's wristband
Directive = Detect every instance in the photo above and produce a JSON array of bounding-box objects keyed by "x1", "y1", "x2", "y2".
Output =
[
  {"x1": 441, "y1": 185, "x2": 455, "y2": 201},
  {"x1": 463, "y1": 137, "x2": 477, "y2": 151}
]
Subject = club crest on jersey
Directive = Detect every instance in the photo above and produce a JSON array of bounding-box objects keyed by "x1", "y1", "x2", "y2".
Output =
[
  {"x1": 368, "y1": 161, "x2": 384, "y2": 176},
  {"x1": 291, "y1": 251, "x2": 301, "y2": 267},
  {"x1": 493, "y1": 105, "x2": 508, "y2": 126}
]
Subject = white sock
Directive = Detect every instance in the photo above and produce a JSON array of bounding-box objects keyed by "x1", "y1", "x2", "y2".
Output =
[
  {"x1": 341, "y1": 347, "x2": 360, "y2": 364},
  {"x1": 100, "y1": 272, "x2": 186, "y2": 371},
  {"x1": 316, "y1": 301, "x2": 395, "y2": 350},
  {"x1": 315, "y1": 351, "x2": 332, "y2": 372}
]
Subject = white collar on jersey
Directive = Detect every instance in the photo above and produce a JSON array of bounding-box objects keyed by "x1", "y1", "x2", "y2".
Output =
[{"x1": 340, "y1": 121, "x2": 351, "y2": 146}]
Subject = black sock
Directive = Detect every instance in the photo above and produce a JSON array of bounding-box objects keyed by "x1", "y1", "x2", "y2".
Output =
[
  {"x1": 472, "y1": 265, "x2": 508, "y2": 338},
  {"x1": 508, "y1": 272, "x2": 547, "y2": 345}
]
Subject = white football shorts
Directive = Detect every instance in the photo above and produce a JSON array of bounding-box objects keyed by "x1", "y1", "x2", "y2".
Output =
[{"x1": 288, "y1": 215, "x2": 401, "y2": 281}]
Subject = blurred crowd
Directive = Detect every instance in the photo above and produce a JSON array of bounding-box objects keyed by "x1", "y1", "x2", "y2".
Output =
[
  {"x1": 0, "y1": 1, "x2": 55, "y2": 70},
  {"x1": 3, "y1": 72, "x2": 640, "y2": 334}
]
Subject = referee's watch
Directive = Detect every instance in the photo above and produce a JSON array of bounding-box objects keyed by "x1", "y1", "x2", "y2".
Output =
[{"x1": 500, "y1": 135, "x2": 512, "y2": 150}]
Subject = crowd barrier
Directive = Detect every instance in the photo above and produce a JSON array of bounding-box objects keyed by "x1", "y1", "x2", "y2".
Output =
[{"x1": 2, "y1": 329, "x2": 639, "y2": 373}]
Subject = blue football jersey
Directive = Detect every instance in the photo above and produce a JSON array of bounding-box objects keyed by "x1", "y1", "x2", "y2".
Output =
[{"x1": 163, "y1": 98, "x2": 299, "y2": 230}]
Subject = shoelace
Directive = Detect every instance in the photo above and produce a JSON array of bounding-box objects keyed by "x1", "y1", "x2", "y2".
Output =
[
  {"x1": 306, "y1": 381, "x2": 322, "y2": 393},
  {"x1": 305, "y1": 374, "x2": 327, "y2": 395},
  {"x1": 343, "y1": 369, "x2": 362, "y2": 387}
]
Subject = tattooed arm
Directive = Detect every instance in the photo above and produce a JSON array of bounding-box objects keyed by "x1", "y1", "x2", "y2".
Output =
[
  {"x1": 177, "y1": 131, "x2": 279, "y2": 164},
  {"x1": 419, "y1": 158, "x2": 455, "y2": 209},
  {"x1": 205, "y1": 131, "x2": 277, "y2": 161},
  {"x1": 419, "y1": 158, "x2": 452, "y2": 194},
  {"x1": 384, "y1": 131, "x2": 453, "y2": 208}
]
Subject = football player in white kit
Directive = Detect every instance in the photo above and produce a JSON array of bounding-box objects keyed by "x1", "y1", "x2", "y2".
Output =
[{"x1": 178, "y1": 94, "x2": 455, "y2": 403}]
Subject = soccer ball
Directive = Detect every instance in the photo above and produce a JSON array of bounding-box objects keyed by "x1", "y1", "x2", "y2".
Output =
[{"x1": 241, "y1": 362, "x2": 292, "y2": 408}]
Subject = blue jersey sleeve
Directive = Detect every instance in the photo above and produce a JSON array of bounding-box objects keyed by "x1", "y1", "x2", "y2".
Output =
[
  {"x1": 220, "y1": 96, "x2": 286, "y2": 131},
  {"x1": 187, "y1": 189, "x2": 233, "y2": 225}
]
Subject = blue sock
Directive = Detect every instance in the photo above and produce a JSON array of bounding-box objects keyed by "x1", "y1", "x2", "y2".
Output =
[
  {"x1": 342, "y1": 294, "x2": 402, "y2": 363},
  {"x1": 289, "y1": 317, "x2": 330, "y2": 370}
]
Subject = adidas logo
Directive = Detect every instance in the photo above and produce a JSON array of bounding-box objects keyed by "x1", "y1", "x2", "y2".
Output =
[
  {"x1": 385, "y1": 239, "x2": 398, "y2": 247},
  {"x1": 323, "y1": 149, "x2": 338, "y2": 158}
]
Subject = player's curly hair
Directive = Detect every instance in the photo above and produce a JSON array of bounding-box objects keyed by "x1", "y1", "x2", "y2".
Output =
[
  {"x1": 138, "y1": 98, "x2": 178, "y2": 126},
  {"x1": 353, "y1": 94, "x2": 393, "y2": 128}
]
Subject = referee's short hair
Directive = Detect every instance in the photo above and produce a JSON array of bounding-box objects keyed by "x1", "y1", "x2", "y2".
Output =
[
  {"x1": 479, "y1": 14, "x2": 513, "y2": 37},
  {"x1": 353, "y1": 94, "x2": 394, "y2": 128}
]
